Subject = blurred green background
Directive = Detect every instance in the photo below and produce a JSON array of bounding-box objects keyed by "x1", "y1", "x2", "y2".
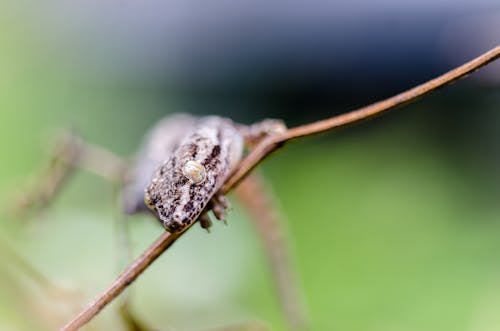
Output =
[{"x1": 1, "y1": 1, "x2": 500, "y2": 331}]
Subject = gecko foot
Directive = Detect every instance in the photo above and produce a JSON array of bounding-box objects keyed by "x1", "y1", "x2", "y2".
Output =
[
  {"x1": 242, "y1": 119, "x2": 287, "y2": 147},
  {"x1": 199, "y1": 213, "x2": 212, "y2": 232},
  {"x1": 199, "y1": 195, "x2": 231, "y2": 232},
  {"x1": 210, "y1": 194, "x2": 231, "y2": 225}
]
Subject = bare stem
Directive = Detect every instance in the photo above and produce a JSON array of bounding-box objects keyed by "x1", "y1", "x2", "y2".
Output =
[
  {"x1": 234, "y1": 174, "x2": 307, "y2": 330},
  {"x1": 60, "y1": 45, "x2": 500, "y2": 331},
  {"x1": 60, "y1": 231, "x2": 182, "y2": 331},
  {"x1": 223, "y1": 45, "x2": 500, "y2": 190}
]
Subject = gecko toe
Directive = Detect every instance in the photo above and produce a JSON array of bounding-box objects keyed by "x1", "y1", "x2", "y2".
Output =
[
  {"x1": 199, "y1": 213, "x2": 212, "y2": 232},
  {"x1": 212, "y1": 203, "x2": 227, "y2": 223}
]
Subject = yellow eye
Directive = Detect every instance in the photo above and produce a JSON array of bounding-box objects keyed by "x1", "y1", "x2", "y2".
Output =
[{"x1": 182, "y1": 160, "x2": 206, "y2": 184}]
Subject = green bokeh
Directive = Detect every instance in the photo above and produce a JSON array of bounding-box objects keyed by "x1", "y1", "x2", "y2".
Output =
[{"x1": 1, "y1": 4, "x2": 500, "y2": 331}]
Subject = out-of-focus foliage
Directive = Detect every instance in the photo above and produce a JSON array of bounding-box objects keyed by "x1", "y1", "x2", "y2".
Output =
[{"x1": 1, "y1": 1, "x2": 500, "y2": 331}]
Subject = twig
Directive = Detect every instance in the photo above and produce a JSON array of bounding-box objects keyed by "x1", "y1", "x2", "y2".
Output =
[
  {"x1": 0, "y1": 237, "x2": 58, "y2": 293},
  {"x1": 61, "y1": 231, "x2": 182, "y2": 331},
  {"x1": 13, "y1": 131, "x2": 127, "y2": 216},
  {"x1": 234, "y1": 174, "x2": 307, "y2": 331},
  {"x1": 60, "y1": 45, "x2": 500, "y2": 331},
  {"x1": 223, "y1": 45, "x2": 500, "y2": 191}
]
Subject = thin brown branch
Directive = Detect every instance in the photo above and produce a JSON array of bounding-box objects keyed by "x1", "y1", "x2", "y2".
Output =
[
  {"x1": 13, "y1": 131, "x2": 128, "y2": 217},
  {"x1": 60, "y1": 45, "x2": 500, "y2": 331},
  {"x1": 223, "y1": 45, "x2": 500, "y2": 191},
  {"x1": 60, "y1": 231, "x2": 182, "y2": 331},
  {"x1": 234, "y1": 174, "x2": 307, "y2": 331},
  {"x1": 0, "y1": 237, "x2": 58, "y2": 293}
]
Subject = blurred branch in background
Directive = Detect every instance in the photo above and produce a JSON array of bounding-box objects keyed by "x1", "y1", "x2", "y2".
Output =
[
  {"x1": 2, "y1": 1, "x2": 500, "y2": 330},
  {"x1": 235, "y1": 174, "x2": 308, "y2": 330},
  {"x1": 61, "y1": 45, "x2": 500, "y2": 331},
  {"x1": 13, "y1": 131, "x2": 128, "y2": 217},
  {"x1": 223, "y1": 46, "x2": 500, "y2": 190}
]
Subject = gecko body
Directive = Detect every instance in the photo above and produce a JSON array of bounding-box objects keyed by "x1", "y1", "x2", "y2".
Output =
[
  {"x1": 143, "y1": 116, "x2": 244, "y2": 232},
  {"x1": 123, "y1": 113, "x2": 285, "y2": 233}
]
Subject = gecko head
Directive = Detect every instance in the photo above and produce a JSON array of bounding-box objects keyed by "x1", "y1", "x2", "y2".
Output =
[
  {"x1": 144, "y1": 159, "x2": 212, "y2": 233},
  {"x1": 144, "y1": 188, "x2": 192, "y2": 233}
]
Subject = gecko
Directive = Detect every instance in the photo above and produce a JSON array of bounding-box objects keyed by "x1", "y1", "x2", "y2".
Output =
[
  {"x1": 13, "y1": 113, "x2": 306, "y2": 330},
  {"x1": 122, "y1": 113, "x2": 286, "y2": 233},
  {"x1": 117, "y1": 114, "x2": 306, "y2": 329}
]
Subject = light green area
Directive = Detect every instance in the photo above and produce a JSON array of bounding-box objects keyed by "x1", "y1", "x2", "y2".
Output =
[{"x1": 1, "y1": 5, "x2": 500, "y2": 331}]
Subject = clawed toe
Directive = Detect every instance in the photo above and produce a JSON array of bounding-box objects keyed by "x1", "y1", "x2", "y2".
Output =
[{"x1": 199, "y1": 213, "x2": 212, "y2": 232}]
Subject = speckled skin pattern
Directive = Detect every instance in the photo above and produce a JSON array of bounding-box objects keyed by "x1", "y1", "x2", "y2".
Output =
[
  {"x1": 122, "y1": 113, "x2": 286, "y2": 233},
  {"x1": 122, "y1": 114, "x2": 198, "y2": 214},
  {"x1": 142, "y1": 116, "x2": 244, "y2": 233}
]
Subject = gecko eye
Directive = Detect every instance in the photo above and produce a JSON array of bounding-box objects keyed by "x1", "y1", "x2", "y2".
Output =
[{"x1": 182, "y1": 160, "x2": 207, "y2": 184}]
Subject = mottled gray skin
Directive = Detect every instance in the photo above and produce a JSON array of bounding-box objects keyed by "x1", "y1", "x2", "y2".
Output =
[
  {"x1": 122, "y1": 114, "x2": 198, "y2": 214},
  {"x1": 122, "y1": 113, "x2": 285, "y2": 233},
  {"x1": 142, "y1": 116, "x2": 244, "y2": 233}
]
